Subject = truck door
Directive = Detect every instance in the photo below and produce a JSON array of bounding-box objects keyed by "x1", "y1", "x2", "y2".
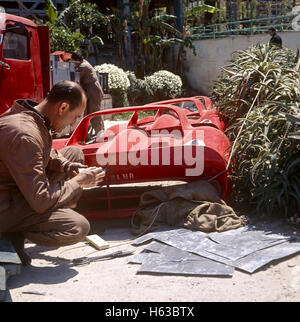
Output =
[{"x1": 0, "y1": 21, "x2": 37, "y2": 114}]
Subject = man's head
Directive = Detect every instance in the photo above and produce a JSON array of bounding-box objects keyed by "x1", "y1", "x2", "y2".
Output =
[
  {"x1": 268, "y1": 27, "x2": 276, "y2": 37},
  {"x1": 71, "y1": 52, "x2": 84, "y2": 68},
  {"x1": 44, "y1": 81, "x2": 87, "y2": 132}
]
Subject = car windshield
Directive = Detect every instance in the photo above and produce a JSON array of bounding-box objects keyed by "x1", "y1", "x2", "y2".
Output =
[{"x1": 172, "y1": 101, "x2": 198, "y2": 112}]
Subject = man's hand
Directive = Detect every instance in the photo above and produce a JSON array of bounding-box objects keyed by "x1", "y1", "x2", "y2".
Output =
[
  {"x1": 64, "y1": 162, "x2": 88, "y2": 177},
  {"x1": 72, "y1": 167, "x2": 106, "y2": 188}
]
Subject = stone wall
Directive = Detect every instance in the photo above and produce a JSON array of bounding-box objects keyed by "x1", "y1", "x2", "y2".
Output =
[{"x1": 181, "y1": 31, "x2": 300, "y2": 95}]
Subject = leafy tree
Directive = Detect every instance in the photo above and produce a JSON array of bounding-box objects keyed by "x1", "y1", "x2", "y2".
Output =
[
  {"x1": 58, "y1": 0, "x2": 107, "y2": 44},
  {"x1": 44, "y1": 0, "x2": 218, "y2": 75},
  {"x1": 44, "y1": 0, "x2": 84, "y2": 52},
  {"x1": 107, "y1": 0, "x2": 218, "y2": 76},
  {"x1": 46, "y1": 22, "x2": 84, "y2": 52},
  {"x1": 44, "y1": 0, "x2": 106, "y2": 56}
]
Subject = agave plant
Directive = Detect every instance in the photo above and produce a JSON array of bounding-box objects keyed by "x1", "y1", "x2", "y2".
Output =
[{"x1": 212, "y1": 44, "x2": 300, "y2": 219}]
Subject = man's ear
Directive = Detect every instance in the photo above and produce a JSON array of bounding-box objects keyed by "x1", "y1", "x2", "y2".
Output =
[{"x1": 57, "y1": 102, "x2": 70, "y2": 116}]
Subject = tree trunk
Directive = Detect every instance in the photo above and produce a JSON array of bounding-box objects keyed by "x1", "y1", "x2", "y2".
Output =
[{"x1": 176, "y1": 44, "x2": 184, "y2": 76}]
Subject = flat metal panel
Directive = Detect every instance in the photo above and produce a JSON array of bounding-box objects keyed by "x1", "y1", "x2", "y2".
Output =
[
  {"x1": 133, "y1": 241, "x2": 234, "y2": 277},
  {"x1": 0, "y1": 239, "x2": 21, "y2": 265},
  {"x1": 231, "y1": 242, "x2": 300, "y2": 273},
  {"x1": 132, "y1": 226, "x2": 300, "y2": 274}
]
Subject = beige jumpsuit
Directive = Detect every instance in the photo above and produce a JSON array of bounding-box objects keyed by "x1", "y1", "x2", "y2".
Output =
[
  {"x1": 77, "y1": 59, "x2": 104, "y2": 134},
  {"x1": 0, "y1": 100, "x2": 90, "y2": 247}
]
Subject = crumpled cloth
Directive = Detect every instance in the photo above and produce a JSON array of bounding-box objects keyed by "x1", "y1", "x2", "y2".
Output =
[{"x1": 131, "y1": 180, "x2": 247, "y2": 235}]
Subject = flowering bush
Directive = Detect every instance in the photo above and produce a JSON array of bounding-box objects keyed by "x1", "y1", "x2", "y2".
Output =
[
  {"x1": 94, "y1": 66, "x2": 183, "y2": 106},
  {"x1": 126, "y1": 71, "x2": 153, "y2": 105},
  {"x1": 95, "y1": 64, "x2": 130, "y2": 92},
  {"x1": 94, "y1": 64, "x2": 130, "y2": 107},
  {"x1": 144, "y1": 70, "x2": 183, "y2": 100}
]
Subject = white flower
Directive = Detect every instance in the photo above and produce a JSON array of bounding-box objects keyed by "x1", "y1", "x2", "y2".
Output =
[
  {"x1": 144, "y1": 70, "x2": 182, "y2": 97},
  {"x1": 94, "y1": 64, "x2": 130, "y2": 92}
]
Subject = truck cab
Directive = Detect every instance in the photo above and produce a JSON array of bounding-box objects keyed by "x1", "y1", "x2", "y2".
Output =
[{"x1": 0, "y1": 13, "x2": 50, "y2": 114}]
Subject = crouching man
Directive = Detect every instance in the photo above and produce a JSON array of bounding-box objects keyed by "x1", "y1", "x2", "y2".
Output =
[{"x1": 0, "y1": 81, "x2": 105, "y2": 265}]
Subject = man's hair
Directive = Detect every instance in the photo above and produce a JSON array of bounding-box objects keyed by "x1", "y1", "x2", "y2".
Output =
[
  {"x1": 46, "y1": 81, "x2": 86, "y2": 111},
  {"x1": 71, "y1": 52, "x2": 84, "y2": 61},
  {"x1": 268, "y1": 27, "x2": 276, "y2": 32}
]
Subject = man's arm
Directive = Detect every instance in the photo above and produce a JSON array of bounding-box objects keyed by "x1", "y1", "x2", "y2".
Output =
[
  {"x1": 47, "y1": 149, "x2": 71, "y2": 173},
  {"x1": 0, "y1": 134, "x2": 82, "y2": 214}
]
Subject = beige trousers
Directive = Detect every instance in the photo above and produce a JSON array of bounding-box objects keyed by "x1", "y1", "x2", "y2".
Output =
[{"x1": 1, "y1": 146, "x2": 90, "y2": 247}]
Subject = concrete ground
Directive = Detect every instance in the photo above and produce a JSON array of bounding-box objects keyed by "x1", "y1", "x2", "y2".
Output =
[{"x1": 4, "y1": 216, "x2": 300, "y2": 302}]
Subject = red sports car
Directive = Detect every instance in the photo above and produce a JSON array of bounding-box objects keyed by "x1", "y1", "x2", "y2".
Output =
[{"x1": 52, "y1": 99, "x2": 231, "y2": 219}]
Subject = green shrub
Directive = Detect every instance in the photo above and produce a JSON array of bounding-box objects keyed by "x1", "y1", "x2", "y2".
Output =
[{"x1": 212, "y1": 44, "x2": 300, "y2": 219}]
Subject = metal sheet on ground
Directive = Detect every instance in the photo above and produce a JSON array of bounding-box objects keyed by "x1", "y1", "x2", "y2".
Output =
[
  {"x1": 132, "y1": 226, "x2": 300, "y2": 274},
  {"x1": 208, "y1": 227, "x2": 295, "y2": 260},
  {"x1": 0, "y1": 239, "x2": 22, "y2": 301},
  {"x1": 133, "y1": 228, "x2": 231, "y2": 264},
  {"x1": 132, "y1": 228, "x2": 200, "y2": 246},
  {"x1": 205, "y1": 234, "x2": 293, "y2": 261},
  {"x1": 0, "y1": 239, "x2": 21, "y2": 265},
  {"x1": 0, "y1": 266, "x2": 5, "y2": 291},
  {"x1": 135, "y1": 241, "x2": 234, "y2": 276},
  {"x1": 128, "y1": 250, "x2": 162, "y2": 265},
  {"x1": 231, "y1": 241, "x2": 300, "y2": 273}
]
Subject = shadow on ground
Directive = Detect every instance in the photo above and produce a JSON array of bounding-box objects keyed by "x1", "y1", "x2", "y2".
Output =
[
  {"x1": 8, "y1": 264, "x2": 78, "y2": 289},
  {"x1": 6, "y1": 218, "x2": 134, "y2": 292}
]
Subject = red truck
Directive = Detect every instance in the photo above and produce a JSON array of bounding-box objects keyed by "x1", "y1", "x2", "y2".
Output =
[
  {"x1": 0, "y1": 12, "x2": 110, "y2": 131},
  {"x1": 0, "y1": 13, "x2": 51, "y2": 114}
]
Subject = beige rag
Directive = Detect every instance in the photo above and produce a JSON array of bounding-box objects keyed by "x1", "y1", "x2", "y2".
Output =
[{"x1": 131, "y1": 180, "x2": 247, "y2": 235}]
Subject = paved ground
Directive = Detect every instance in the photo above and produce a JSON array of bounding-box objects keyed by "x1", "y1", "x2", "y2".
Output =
[{"x1": 4, "y1": 216, "x2": 300, "y2": 303}]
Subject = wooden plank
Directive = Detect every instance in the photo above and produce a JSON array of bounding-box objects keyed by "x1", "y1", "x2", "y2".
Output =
[{"x1": 86, "y1": 235, "x2": 110, "y2": 250}]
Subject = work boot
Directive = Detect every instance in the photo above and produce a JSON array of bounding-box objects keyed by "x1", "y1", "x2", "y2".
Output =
[{"x1": 1, "y1": 232, "x2": 32, "y2": 266}]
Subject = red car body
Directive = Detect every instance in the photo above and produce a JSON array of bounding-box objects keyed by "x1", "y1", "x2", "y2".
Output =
[
  {"x1": 53, "y1": 101, "x2": 231, "y2": 220},
  {"x1": 148, "y1": 97, "x2": 225, "y2": 131}
]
